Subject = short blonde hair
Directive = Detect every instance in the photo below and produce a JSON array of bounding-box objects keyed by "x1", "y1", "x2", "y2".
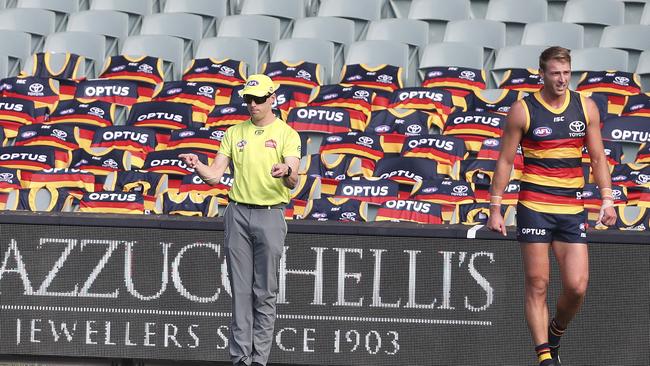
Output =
[{"x1": 539, "y1": 46, "x2": 571, "y2": 72}]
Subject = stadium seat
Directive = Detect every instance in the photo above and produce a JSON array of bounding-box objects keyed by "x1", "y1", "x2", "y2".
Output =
[
  {"x1": 366, "y1": 19, "x2": 427, "y2": 84},
  {"x1": 90, "y1": 0, "x2": 153, "y2": 35},
  {"x1": 0, "y1": 8, "x2": 55, "y2": 52},
  {"x1": 485, "y1": 0, "x2": 547, "y2": 45},
  {"x1": 41, "y1": 31, "x2": 106, "y2": 78},
  {"x1": 420, "y1": 42, "x2": 484, "y2": 71},
  {"x1": 491, "y1": 44, "x2": 547, "y2": 88},
  {"x1": 196, "y1": 37, "x2": 259, "y2": 75},
  {"x1": 121, "y1": 35, "x2": 184, "y2": 80},
  {"x1": 562, "y1": 0, "x2": 624, "y2": 47},
  {"x1": 163, "y1": 0, "x2": 228, "y2": 37},
  {"x1": 240, "y1": 0, "x2": 305, "y2": 37},
  {"x1": 521, "y1": 22, "x2": 584, "y2": 50},
  {"x1": 291, "y1": 16, "x2": 354, "y2": 71},
  {"x1": 570, "y1": 47, "x2": 629, "y2": 87},
  {"x1": 547, "y1": 0, "x2": 568, "y2": 22},
  {"x1": 217, "y1": 15, "x2": 281, "y2": 69},
  {"x1": 443, "y1": 19, "x2": 505, "y2": 69},
  {"x1": 599, "y1": 25, "x2": 650, "y2": 71},
  {"x1": 635, "y1": 50, "x2": 650, "y2": 91},
  {"x1": 345, "y1": 40, "x2": 410, "y2": 84},
  {"x1": 407, "y1": 0, "x2": 471, "y2": 42},
  {"x1": 317, "y1": 0, "x2": 384, "y2": 40},
  {"x1": 619, "y1": 0, "x2": 646, "y2": 24},
  {"x1": 67, "y1": 10, "x2": 128, "y2": 56},
  {"x1": 271, "y1": 38, "x2": 334, "y2": 84},
  {"x1": 0, "y1": 54, "x2": 9, "y2": 78},
  {"x1": 642, "y1": 3, "x2": 650, "y2": 25},
  {"x1": 17, "y1": 0, "x2": 78, "y2": 31},
  {"x1": 141, "y1": 13, "x2": 203, "y2": 63},
  {"x1": 0, "y1": 29, "x2": 31, "y2": 75}
]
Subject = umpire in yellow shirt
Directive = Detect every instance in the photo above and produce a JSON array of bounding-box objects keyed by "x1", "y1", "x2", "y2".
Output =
[{"x1": 179, "y1": 74, "x2": 301, "y2": 366}]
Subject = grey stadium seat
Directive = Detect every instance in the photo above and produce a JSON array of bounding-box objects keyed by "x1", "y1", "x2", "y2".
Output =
[
  {"x1": 42, "y1": 31, "x2": 107, "y2": 78},
  {"x1": 562, "y1": 0, "x2": 624, "y2": 47},
  {"x1": 635, "y1": 50, "x2": 650, "y2": 92},
  {"x1": 90, "y1": 0, "x2": 153, "y2": 35},
  {"x1": 217, "y1": 15, "x2": 280, "y2": 70},
  {"x1": 619, "y1": 0, "x2": 646, "y2": 24},
  {"x1": 141, "y1": 13, "x2": 203, "y2": 63},
  {"x1": 443, "y1": 19, "x2": 505, "y2": 69},
  {"x1": 407, "y1": 0, "x2": 471, "y2": 43},
  {"x1": 420, "y1": 42, "x2": 484, "y2": 71},
  {"x1": 291, "y1": 16, "x2": 354, "y2": 70},
  {"x1": 196, "y1": 37, "x2": 259, "y2": 75},
  {"x1": 491, "y1": 44, "x2": 547, "y2": 88},
  {"x1": 121, "y1": 35, "x2": 184, "y2": 80},
  {"x1": 570, "y1": 47, "x2": 629, "y2": 87},
  {"x1": 17, "y1": 0, "x2": 79, "y2": 31},
  {"x1": 163, "y1": 0, "x2": 228, "y2": 37},
  {"x1": 366, "y1": 19, "x2": 428, "y2": 85},
  {"x1": 317, "y1": 0, "x2": 384, "y2": 40},
  {"x1": 547, "y1": 0, "x2": 568, "y2": 22},
  {"x1": 345, "y1": 40, "x2": 410, "y2": 84},
  {"x1": 521, "y1": 22, "x2": 584, "y2": 50},
  {"x1": 240, "y1": 0, "x2": 305, "y2": 37},
  {"x1": 642, "y1": 2, "x2": 650, "y2": 26},
  {"x1": 599, "y1": 25, "x2": 650, "y2": 71},
  {"x1": 67, "y1": 10, "x2": 128, "y2": 56},
  {"x1": 0, "y1": 8, "x2": 55, "y2": 52},
  {"x1": 0, "y1": 29, "x2": 31, "y2": 75},
  {"x1": 270, "y1": 38, "x2": 334, "y2": 84},
  {"x1": 486, "y1": 0, "x2": 548, "y2": 45}
]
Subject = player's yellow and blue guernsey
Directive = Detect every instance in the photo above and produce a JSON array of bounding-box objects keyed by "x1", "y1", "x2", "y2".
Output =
[
  {"x1": 519, "y1": 90, "x2": 590, "y2": 215},
  {"x1": 219, "y1": 118, "x2": 301, "y2": 205}
]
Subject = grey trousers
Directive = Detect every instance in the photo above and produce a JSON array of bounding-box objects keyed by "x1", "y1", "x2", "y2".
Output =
[{"x1": 223, "y1": 202, "x2": 287, "y2": 366}]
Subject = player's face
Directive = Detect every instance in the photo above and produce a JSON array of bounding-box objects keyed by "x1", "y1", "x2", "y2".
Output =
[{"x1": 540, "y1": 59, "x2": 571, "y2": 97}]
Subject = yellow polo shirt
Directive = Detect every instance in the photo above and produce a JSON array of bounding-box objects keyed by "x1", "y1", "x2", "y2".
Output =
[{"x1": 219, "y1": 118, "x2": 301, "y2": 205}]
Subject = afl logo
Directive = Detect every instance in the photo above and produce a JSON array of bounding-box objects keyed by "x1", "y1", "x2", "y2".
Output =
[
  {"x1": 582, "y1": 191, "x2": 593, "y2": 198},
  {"x1": 20, "y1": 131, "x2": 37, "y2": 139},
  {"x1": 179, "y1": 131, "x2": 195, "y2": 138},
  {"x1": 533, "y1": 127, "x2": 552, "y2": 137},
  {"x1": 374, "y1": 125, "x2": 391, "y2": 133},
  {"x1": 484, "y1": 138, "x2": 499, "y2": 147},
  {"x1": 452, "y1": 185, "x2": 469, "y2": 195},
  {"x1": 60, "y1": 108, "x2": 75, "y2": 115},
  {"x1": 406, "y1": 125, "x2": 422, "y2": 134},
  {"x1": 630, "y1": 104, "x2": 644, "y2": 111},
  {"x1": 427, "y1": 71, "x2": 443, "y2": 78},
  {"x1": 267, "y1": 70, "x2": 282, "y2": 77},
  {"x1": 422, "y1": 187, "x2": 438, "y2": 193},
  {"x1": 245, "y1": 80, "x2": 259, "y2": 87},
  {"x1": 357, "y1": 136, "x2": 374, "y2": 145},
  {"x1": 569, "y1": 120, "x2": 585, "y2": 133},
  {"x1": 29, "y1": 83, "x2": 44, "y2": 93},
  {"x1": 167, "y1": 87, "x2": 182, "y2": 95},
  {"x1": 221, "y1": 107, "x2": 236, "y2": 113},
  {"x1": 612, "y1": 175, "x2": 627, "y2": 181},
  {"x1": 326, "y1": 135, "x2": 343, "y2": 143},
  {"x1": 111, "y1": 65, "x2": 126, "y2": 72}
]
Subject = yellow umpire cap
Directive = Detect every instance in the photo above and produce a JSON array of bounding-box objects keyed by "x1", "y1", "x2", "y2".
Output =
[{"x1": 238, "y1": 74, "x2": 279, "y2": 97}]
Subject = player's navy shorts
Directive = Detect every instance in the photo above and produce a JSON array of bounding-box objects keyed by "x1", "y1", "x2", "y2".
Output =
[{"x1": 516, "y1": 203, "x2": 588, "y2": 244}]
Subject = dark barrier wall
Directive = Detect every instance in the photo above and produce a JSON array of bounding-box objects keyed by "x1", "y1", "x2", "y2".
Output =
[{"x1": 0, "y1": 213, "x2": 648, "y2": 365}]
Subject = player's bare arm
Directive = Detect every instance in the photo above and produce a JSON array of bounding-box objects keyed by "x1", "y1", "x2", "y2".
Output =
[{"x1": 179, "y1": 152, "x2": 231, "y2": 186}]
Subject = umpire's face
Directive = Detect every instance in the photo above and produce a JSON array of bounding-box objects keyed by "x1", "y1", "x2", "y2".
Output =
[
  {"x1": 246, "y1": 93, "x2": 277, "y2": 121},
  {"x1": 540, "y1": 59, "x2": 571, "y2": 98}
]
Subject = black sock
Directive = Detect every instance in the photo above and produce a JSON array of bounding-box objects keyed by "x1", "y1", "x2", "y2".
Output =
[
  {"x1": 535, "y1": 343, "x2": 553, "y2": 365},
  {"x1": 548, "y1": 318, "x2": 566, "y2": 350}
]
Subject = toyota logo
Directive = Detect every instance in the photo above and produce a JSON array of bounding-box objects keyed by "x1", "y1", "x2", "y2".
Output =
[
  {"x1": 358, "y1": 136, "x2": 374, "y2": 145},
  {"x1": 406, "y1": 125, "x2": 422, "y2": 134},
  {"x1": 29, "y1": 83, "x2": 44, "y2": 93},
  {"x1": 452, "y1": 185, "x2": 468, "y2": 195},
  {"x1": 459, "y1": 70, "x2": 476, "y2": 80},
  {"x1": 636, "y1": 174, "x2": 650, "y2": 184},
  {"x1": 211, "y1": 130, "x2": 224, "y2": 139},
  {"x1": 353, "y1": 90, "x2": 370, "y2": 99},
  {"x1": 199, "y1": 86, "x2": 214, "y2": 94},
  {"x1": 0, "y1": 172, "x2": 13, "y2": 182},
  {"x1": 613, "y1": 76, "x2": 629, "y2": 86},
  {"x1": 569, "y1": 121, "x2": 585, "y2": 133},
  {"x1": 90, "y1": 107, "x2": 105, "y2": 116}
]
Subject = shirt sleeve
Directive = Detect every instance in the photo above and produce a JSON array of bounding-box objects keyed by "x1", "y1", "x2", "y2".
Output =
[
  {"x1": 283, "y1": 128, "x2": 302, "y2": 159},
  {"x1": 218, "y1": 127, "x2": 233, "y2": 158}
]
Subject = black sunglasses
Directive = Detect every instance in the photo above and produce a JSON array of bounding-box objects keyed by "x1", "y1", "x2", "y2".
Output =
[{"x1": 243, "y1": 94, "x2": 271, "y2": 104}]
